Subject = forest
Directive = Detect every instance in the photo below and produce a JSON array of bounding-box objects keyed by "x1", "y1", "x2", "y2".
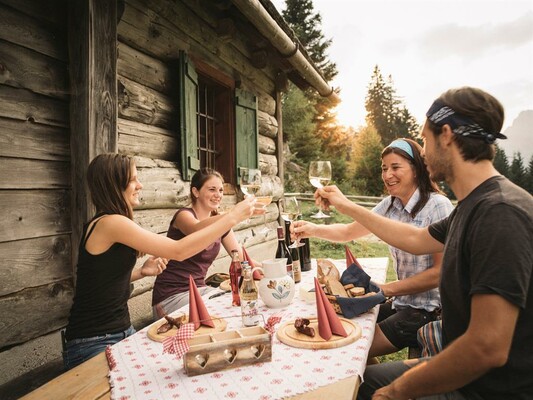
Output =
[{"x1": 279, "y1": 0, "x2": 533, "y2": 198}]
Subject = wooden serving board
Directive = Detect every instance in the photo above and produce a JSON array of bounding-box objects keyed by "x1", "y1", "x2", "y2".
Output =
[
  {"x1": 276, "y1": 317, "x2": 361, "y2": 349},
  {"x1": 147, "y1": 313, "x2": 227, "y2": 342}
]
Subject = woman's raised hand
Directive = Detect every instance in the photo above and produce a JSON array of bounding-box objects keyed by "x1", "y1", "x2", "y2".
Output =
[
  {"x1": 290, "y1": 220, "x2": 318, "y2": 241},
  {"x1": 229, "y1": 196, "x2": 256, "y2": 222},
  {"x1": 315, "y1": 185, "x2": 351, "y2": 214}
]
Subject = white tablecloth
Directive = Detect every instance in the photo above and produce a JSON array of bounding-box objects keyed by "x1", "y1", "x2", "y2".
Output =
[{"x1": 107, "y1": 258, "x2": 388, "y2": 400}]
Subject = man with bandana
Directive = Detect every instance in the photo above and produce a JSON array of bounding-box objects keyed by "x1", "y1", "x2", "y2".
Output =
[{"x1": 311, "y1": 87, "x2": 533, "y2": 400}]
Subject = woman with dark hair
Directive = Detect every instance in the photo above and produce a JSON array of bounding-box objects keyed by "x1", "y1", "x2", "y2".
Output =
[
  {"x1": 152, "y1": 168, "x2": 259, "y2": 318},
  {"x1": 292, "y1": 138, "x2": 454, "y2": 358},
  {"x1": 63, "y1": 155, "x2": 255, "y2": 370}
]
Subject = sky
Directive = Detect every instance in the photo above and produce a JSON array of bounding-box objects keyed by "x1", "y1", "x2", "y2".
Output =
[{"x1": 271, "y1": 0, "x2": 533, "y2": 131}]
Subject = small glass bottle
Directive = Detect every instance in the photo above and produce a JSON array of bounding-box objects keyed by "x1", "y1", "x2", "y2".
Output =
[
  {"x1": 229, "y1": 249, "x2": 241, "y2": 306},
  {"x1": 286, "y1": 221, "x2": 301, "y2": 283},
  {"x1": 240, "y1": 262, "x2": 260, "y2": 326}
]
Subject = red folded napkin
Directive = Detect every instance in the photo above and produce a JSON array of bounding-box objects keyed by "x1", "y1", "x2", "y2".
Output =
[
  {"x1": 314, "y1": 277, "x2": 347, "y2": 340},
  {"x1": 345, "y1": 245, "x2": 363, "y2": 269},
  {"x1": 188, "y1": 275, "x2": 215, "y2": 330},
  {"x1": 243, "y1": 246, "x2": 263, "y2": 280}
]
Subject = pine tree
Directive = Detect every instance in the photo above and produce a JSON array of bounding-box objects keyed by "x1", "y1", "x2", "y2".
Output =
[
  {"x1": 509, "y1": 152, "x2": 527, "y2": 189},
  {"x1": 526, "y1": 156, "x2": 533, "y2": 194},
  {"x1": 350, "y1": 125, "x2": 384, "y2": 196},
  {"x1": 493, "y1": 145, "x2": 510, "y2": 176},
  {"x1": 282, "y1": 0, "x2": 339, "y2": 154},
  {"x1": 282, "y1": 0, "x2": 337, "y2": 81},
  {"x1": 365, "y1": 66, "x2": 419, "y2": 145}
]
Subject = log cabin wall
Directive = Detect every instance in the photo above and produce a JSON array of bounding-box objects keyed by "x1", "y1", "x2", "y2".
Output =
[
  {"x1": 0, "y1": 0, "x2": 73, "y2": 386},
  {"x1": 0, "y1": 0, "x2": 287, "y2": 391},
  {"x1": 117, "y1": 0, "x2": 282, "y2": 303}
]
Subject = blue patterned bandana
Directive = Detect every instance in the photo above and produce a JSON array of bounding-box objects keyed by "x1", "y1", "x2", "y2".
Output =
[{"x1": 426, "y1": 100, "x2": 507, "y2": 144}]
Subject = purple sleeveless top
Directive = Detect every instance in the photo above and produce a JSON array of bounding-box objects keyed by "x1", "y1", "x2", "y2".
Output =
[{"x1": 152, "y1": 208, "x2": 227, "y2": 305}]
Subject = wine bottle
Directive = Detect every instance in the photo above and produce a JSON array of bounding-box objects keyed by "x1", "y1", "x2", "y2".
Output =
[
  {"x1": 240, "y1": 262, "x2": 260, "y2": 326},
  {"x1": 275, "y1": 226, "x2": 293, "y2": 279},
  {"x1": 284, "y1": 221, "x2": 301, "y2": 283},
  {"x1": 297, "y1": 215, "x2": 312, "y2": 272},
  {"x1": 229, "y1": 249, "x2": 241, "y2": 306}
]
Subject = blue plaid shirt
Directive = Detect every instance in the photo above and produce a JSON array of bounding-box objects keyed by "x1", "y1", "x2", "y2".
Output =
[{"x1": 373, "y1": 190, "x2": 454, "y2": 312}]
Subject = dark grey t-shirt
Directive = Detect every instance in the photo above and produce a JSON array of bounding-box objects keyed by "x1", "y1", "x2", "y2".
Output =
[{"x1": 429, "y1": 176, "x2": 533, "y2": 399}]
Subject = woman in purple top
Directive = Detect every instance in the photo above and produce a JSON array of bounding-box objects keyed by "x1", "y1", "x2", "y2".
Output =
[{"x1": 152, "y1": 168, "x2": 258, "y2": 319}]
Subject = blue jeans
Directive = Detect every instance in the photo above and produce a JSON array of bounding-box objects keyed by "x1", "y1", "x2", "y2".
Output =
[{"x1": 62, "y1": 325, "x2": 135, "y2": 370}]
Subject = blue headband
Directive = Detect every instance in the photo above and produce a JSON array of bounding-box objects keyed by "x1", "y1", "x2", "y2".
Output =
[
  {"x1": 387, "y1": 139, "x2": 414, "y2": 159},
  {"x1": 426, "y1": 99, "x2": 507, "y2": 144}
]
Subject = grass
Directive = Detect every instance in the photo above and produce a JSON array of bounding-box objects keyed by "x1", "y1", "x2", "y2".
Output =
[{"x1": 299, "y1": 200, "x2": 408, "y2": 363}]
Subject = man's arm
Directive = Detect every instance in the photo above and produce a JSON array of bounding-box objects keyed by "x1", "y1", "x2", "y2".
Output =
[
  {"x1": 373, "y1": 293, "x2": 520, "y2": 399},
  {"x1": 317, "y1": 186, "x2": 444, "y2": 255}
]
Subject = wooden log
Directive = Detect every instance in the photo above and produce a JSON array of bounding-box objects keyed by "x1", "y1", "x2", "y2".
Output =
[
  {"x1": 259, "y1": 153, "x2": 278, "y2": 176},
  {"x1": 251, "y1": 49, "x2": 268, "y2": 69},
  {"x1": 134, "y1": 209, "x2": 177, "y2": 234},
  {"x1": 118, "y1": 75, "x2": 177, "y2": 128},
  {"x1": 135, "y1": 164, "x2": 189, "y2": 209},
  {"x1": 117, "y1": 1, "x2": 189, "y2": 60},
  {"x1": 0, "y1": 85, "x2": 69, "y2": 128},
  {"x1": 117, "y1": 42, "x2": 175, "y2": 95},
  {"x1": 0, "y1": 158, "x2": 70, "y2": 189},
  {"x1": 258, "y1": 91, "x2": 276, "y2": 116},
  {"x1": 0, "y1": 40, "x2": 69, "y2": 99},
  {"x1": 69, "y1": 0, "x2": 118, "y2": 272},
  {"x1": 0, "y1": 235, "x2": 72, "y2": 297},
  {"x1": 0, "y1": 0, "x2": 67, "y2": 27},
  {"x1": 215, "y1": 18, "x2": 236, "y2": 42},
  {"x1": 121, "y1": 0, "x2": 275, "y2": 94},
  {"x1": 0, "y1": 281, "x2": 73, "y2": 348},
  {"x1": 258, "y1": 134, "x2": 276, "y2": 155},
  {"x1": 0, "y1": 3, "x2": 67, "y2": 61},
  {"x1": 258, "y1": 110, "x2": 278, "y2": 138},
  {"x1": 0, "y1": 117, "x2": 69, "y2": 160},
  {"x1": 118, "y1": 118, "x2": 179, "y2": 161},
  {"x1": 0, "y1": 190, "x2": 71, "y2": 242}
]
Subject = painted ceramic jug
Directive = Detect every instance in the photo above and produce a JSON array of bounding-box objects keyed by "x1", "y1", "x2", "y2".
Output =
[{"x1": 256, "y1": 258, "x2": 295, "y2": 308}]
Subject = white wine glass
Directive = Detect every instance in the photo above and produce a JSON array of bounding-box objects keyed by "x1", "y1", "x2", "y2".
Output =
[
  {"x1": 240, "y1": 168, "x2": 262, "y2": 197},
  {"x1": 309, "y1": 161, "x2": 332, "y2": 219},
  {"x1": 255, "y1": 179, "x2": 273, "y2": 235},
  {"x1": 280, "y1": 196, "x2": 304, "y2": 248},
  {"x1": 240, "y1": 168, "x2": 261, "y2": 224}
]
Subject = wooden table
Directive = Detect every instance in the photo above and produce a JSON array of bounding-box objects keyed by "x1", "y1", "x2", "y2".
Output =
[{"x1": 22, "y1": 258, "x2": 388, "y2": 400}]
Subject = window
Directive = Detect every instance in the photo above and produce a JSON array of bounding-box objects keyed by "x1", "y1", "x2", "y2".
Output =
[
  {"x1": 179, "y1": 51, "x2": 258, "y2": 186},
  {"x1": 197, "y1": 73, "x2": 234, "y2": 183}
]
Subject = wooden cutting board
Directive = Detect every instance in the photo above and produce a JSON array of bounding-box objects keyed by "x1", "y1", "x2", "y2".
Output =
[
  {"x1": 146, "y1": 313, "x2": 227, "y2": 342},
  {"x1": 276, "y1": 317, "x2": 361, "y2": 349}
]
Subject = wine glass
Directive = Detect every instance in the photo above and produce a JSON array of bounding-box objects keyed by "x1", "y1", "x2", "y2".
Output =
[
  {"x1": 309, "y1": 161, "x2": 332, "y2": 219},
  {"x1": 280, "y1": 197, "x2": 304, "y2": 248},
  {"x1": 240, "y1": 168, "x2": 262, "y2": 197},
  {"x1": 255, "y1": 179, "x2": 273, "y2": 235},
  {"x1": 240, "y1": 168, "x2": 261, "y2": 224}
]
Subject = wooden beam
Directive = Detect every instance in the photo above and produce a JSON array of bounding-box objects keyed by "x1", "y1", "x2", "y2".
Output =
[{"x1": 68, "y1": 0, "x2": 118, "y2": 274}]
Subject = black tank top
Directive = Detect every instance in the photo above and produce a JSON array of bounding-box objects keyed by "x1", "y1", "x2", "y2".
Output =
[{"x1": 65, "y1": 213, "x2": 137, "y2": 340}]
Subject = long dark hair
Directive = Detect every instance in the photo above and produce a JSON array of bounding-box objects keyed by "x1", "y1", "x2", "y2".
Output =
[
  {"x1": 382, "y1": 138, "x2": 441, "y2": 218},
  {"x1": 87, "y1": 153, "x2": 134, "y2": 220},
  {"x1": 190, "y1": 168, "x2": 224, "y2": 215}
]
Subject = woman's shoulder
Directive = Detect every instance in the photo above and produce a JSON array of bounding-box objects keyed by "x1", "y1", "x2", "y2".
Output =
[{"x1": 428, "y1": 192, "x2": 454, "y2": 206}]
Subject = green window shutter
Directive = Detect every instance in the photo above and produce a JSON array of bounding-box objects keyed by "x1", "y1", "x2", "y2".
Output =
[
  {"x1": 178, "y1": 51, "x2": 199, "y2": 181},
  {"x1": 235, "y1": 88, "x2": 258, "y2": 180}
]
